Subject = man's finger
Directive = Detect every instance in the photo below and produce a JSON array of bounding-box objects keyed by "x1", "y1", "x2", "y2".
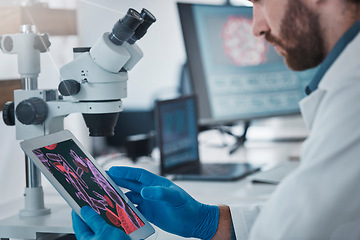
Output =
[
  {"x1": 72, "y1": 210, "x2": 93, "y2": 240},
  {"x1": 108, "y1": 174, "x2": 145, "y2": 192},
  {"x1": 125, "y1": 191, "x2": 144, "y2": 206},
  {"x1": 141, "y1": 186, "x2": 186, "y2": 207},
  {"x1": 80, "y1": 206, "x2": 108, "y2": 233},
  {"x1": 109, "y1": 167, "x2": 171, "y2": 187}
]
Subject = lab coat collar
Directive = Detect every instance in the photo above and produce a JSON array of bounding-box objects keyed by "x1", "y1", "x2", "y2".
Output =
[
  {"x1": 305, "y1": 20, "x2": 360, "y2": 95},
  {"x1": 299, "y1": 88, "x2": 326, "y2": 130}
]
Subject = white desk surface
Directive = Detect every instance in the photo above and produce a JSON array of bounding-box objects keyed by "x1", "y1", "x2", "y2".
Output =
[{"x1": 0, "y1": 118, "x2": 306, "y2": 239}]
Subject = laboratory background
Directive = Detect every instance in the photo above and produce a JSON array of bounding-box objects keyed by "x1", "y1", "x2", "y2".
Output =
[
  {"x1": 0, "y1": 0, "x2": 310, "y2": 239},
  {"x1": 0, "y1": 0, "x2": 211, "y2": 205}
]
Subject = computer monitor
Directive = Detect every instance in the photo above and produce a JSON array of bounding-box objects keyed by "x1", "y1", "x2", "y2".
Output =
[{"x1": 177, "y1": 3, "x2": 317, "y2": 127}]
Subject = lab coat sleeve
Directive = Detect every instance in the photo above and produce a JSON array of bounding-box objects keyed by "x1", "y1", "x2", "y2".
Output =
[{"x1": 229, "y1": 205, "x2": 263, "y2": 240}]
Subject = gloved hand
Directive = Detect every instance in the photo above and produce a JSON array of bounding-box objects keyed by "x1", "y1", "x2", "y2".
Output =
[
  {"x1": 72, "y1": 206, "x2": 130, "y2": 240},
  {"x1": 108, "y1": 167, "x2": 219, "y2": 240}
]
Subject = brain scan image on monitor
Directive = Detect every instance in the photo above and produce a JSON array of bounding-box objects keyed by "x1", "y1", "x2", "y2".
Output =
[{"x1": 222, "y1": 16, "x2": 268, "y2": 66}]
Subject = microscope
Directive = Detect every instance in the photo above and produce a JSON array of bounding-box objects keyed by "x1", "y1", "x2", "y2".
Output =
[{"x1": 0, "y1": 8, "x2": 156, "y2": 239}]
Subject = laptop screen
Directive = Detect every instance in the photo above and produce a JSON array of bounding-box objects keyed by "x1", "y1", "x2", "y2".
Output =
[{"x1": 156, "y1": 96, "x2": 200, "y2": 173}]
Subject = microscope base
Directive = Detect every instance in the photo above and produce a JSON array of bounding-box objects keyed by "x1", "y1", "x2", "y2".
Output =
[{"x1": 0, "y1": 204, "x2": 73, "y2": 240}]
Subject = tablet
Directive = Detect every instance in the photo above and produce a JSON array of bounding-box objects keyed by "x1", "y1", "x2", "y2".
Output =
[{"x1": 20, "y1": 130, "x2": 156, "y2": 240}]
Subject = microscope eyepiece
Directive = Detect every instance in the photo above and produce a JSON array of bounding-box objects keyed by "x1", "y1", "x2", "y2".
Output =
[
  {"x1": 109, "y1": 8, "x2": 143, "y2": 45},
  {"x1": 128, "y1": 8, "x2": 156, "y2": 44},
  {"x1": 141, "y1": 8, "x2": 157, "y2": 24},
  {"x1": 123, "y1": 9, "x2": 143, "y2": 30}
]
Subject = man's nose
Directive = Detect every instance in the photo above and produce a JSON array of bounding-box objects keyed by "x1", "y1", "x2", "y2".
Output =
[{"x1": 252, "y1": 6, "x2": 270, "y2": 37}]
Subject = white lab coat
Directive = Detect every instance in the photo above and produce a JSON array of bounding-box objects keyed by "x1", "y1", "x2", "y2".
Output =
[{"x1": 230, "y1": 32, "x2": 360, "y2": 239}]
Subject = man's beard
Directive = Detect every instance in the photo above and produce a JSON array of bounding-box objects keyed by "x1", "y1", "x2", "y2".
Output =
[{"x1": 265, "y1": 0, "x2": 326, "y2": 71}]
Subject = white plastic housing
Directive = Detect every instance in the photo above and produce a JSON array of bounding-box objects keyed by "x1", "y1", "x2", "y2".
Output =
[
  {"x1": 90, "y1": 32, "x2": 130, "y2": 73},
  {"x1": 123, "y1": 42, "x2": 144, "y2": 71},
  {"x1": 60, "y1": 52, "x2": 128, "y2": 102},
  {"x1": 1, "y1": 33, "x2": 41, "y2": 79}
]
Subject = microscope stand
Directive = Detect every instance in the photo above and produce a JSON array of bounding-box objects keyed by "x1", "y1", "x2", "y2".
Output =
[{"x1": 0, "y1": 204, "x2": 73, "y2": 240}]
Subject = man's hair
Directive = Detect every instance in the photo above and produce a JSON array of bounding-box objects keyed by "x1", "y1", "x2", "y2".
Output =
[{"x1": 349, "y1": 0, "x2": 360, "y2": 3}]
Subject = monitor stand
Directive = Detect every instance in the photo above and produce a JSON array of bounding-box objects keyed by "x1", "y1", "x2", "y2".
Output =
[{"x1": 219, "y1": 121, "x2": 250, "y2": 154}]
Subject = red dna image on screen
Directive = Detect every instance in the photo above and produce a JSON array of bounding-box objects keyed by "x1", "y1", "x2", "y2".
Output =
[{"x1": 33, "y1": 141, "x2": 144, "y2": 234}]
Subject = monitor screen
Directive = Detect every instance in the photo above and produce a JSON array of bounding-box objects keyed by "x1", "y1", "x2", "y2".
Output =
[
  {"x1": 177, "y1": 3, "x2": 317, "y2": 126},
  {"x1": 156, "y1": 96, "x2": 199, "y2": 170}
]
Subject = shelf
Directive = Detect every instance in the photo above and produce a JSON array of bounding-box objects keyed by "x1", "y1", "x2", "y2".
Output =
[
  {"x1": 0, "y1": 79, "x2": 22, "y2": 111},
  {"x1": 0, "y1": 4, "x2": 77, "y2": 36}
]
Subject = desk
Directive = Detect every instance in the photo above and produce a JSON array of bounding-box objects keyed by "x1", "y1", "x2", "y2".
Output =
[
  {"x1": 0, "y1": 121, "x2": 305, "y2": 240},
  {"x1": 94, "y1": 128, "x2": 304, "y2": 240}
]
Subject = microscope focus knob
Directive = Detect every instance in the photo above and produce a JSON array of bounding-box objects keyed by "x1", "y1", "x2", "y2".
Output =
[
  {"x1": 58, "y1": 80, "x2": 81, "y2": 96},
  {"x1": 16, "y1": 97, "x2": 48, "y2": 125},
  {"x1": 34, "y1": 34, "x2": 51, "y2": 52},
  {"x1": 2, "y1": 101, "x2": 15, "y2": 126}
]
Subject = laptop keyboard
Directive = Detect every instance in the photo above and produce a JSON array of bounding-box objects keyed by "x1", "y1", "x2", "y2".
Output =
[{"x1": 201, "y1": 163, "x2": 237, "y2": 175}]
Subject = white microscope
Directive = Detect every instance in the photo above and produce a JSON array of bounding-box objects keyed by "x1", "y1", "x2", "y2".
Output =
[{"x1": 0, "y1": 8, "x2": 156, "y2": 239}]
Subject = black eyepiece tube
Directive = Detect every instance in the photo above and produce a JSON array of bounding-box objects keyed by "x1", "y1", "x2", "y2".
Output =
[
  {"x1": 123, "y1": 9, "x2": 144, "y2": 30},
  {"x1": 109, "y1": 8, "x2": 143, "y2": 45},
  {"x1": 141, "y1": 8, "x2": 157, "y2": 24},
  {"x1": 128, "y1": 8, "x2": 156, "y2": 44}
]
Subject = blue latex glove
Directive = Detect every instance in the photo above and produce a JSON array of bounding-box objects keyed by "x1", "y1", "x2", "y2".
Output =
[
  {"x1": 108, "y1": 166, "x2": 219, "y2": 240},
  {"x1": 72, "y1": 206, "x2": 130, "y2": 240}
]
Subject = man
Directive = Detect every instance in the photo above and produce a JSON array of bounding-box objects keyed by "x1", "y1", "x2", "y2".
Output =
[{"x1": 72, "y1": 0, "x2": 360, "y2": 239}]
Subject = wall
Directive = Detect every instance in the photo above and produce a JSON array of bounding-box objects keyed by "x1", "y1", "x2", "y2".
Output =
[{"x1": 77, "y1": 0, "x2": 226, "y2": 110}]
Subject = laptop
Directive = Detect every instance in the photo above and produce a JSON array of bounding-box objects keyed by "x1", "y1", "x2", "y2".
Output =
[{"x1": 155, "y1": 95, "x2": 259, "y2": 181}]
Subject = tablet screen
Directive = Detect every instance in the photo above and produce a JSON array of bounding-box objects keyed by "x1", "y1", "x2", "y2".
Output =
[{"x1": 32, "y1": 139, "x2": 144, "y2": 234}]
